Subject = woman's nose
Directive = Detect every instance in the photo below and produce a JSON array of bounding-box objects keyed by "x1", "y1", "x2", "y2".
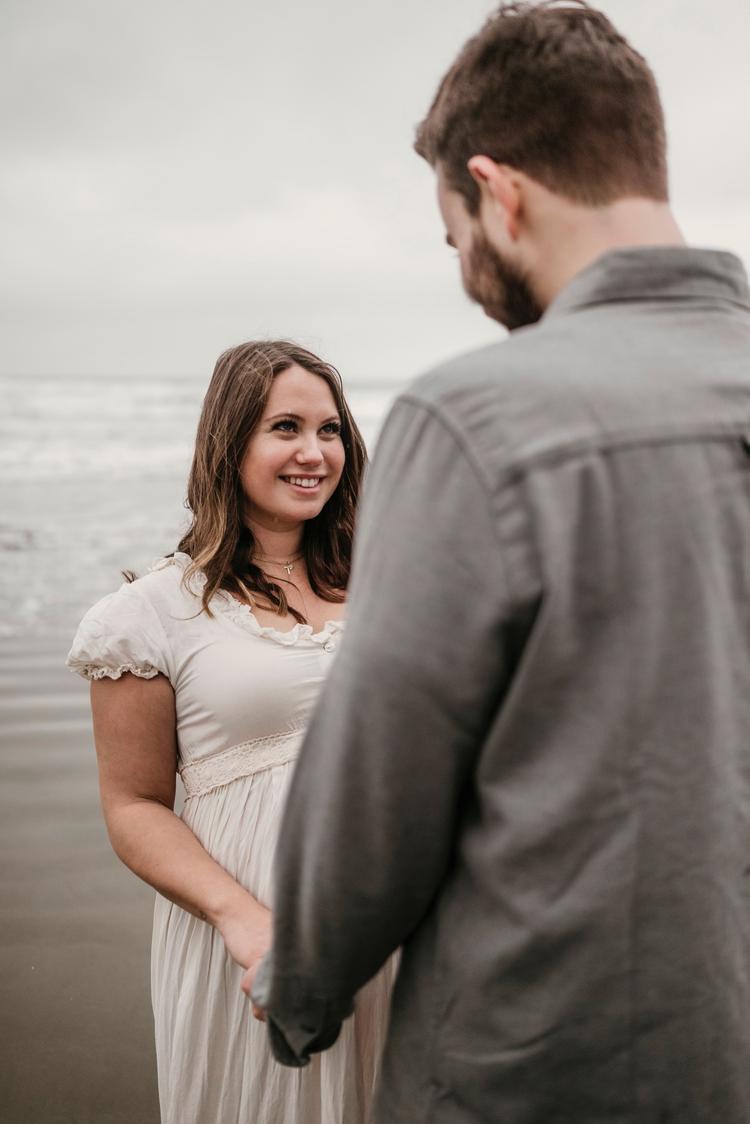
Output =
[{"x1": 295, "y1": 436, "x2": 324, "y2": 464}]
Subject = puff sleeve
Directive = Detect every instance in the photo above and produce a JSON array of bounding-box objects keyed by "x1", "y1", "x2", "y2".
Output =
[{"x1": 66, "y1": 580, "x2": 171, "y2": 682}]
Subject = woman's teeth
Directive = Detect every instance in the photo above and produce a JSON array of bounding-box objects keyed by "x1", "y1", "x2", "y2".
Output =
[{"x1": 283, "y1": 476, "x2": 321, "y2": 489}]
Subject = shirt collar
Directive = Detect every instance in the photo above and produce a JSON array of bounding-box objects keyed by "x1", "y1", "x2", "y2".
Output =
[{"x1": 544, "y1": 246, "x2": 750, "y2": 320}]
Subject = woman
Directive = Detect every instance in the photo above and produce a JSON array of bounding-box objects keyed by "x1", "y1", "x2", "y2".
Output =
[{"x1": 66, "y1": 341, "x2": 394, "y2": 1124}]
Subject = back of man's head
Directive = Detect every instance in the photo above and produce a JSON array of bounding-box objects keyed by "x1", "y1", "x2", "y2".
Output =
[{"x1": 415, "y1": 1, "x2": 668, "y2": 215}]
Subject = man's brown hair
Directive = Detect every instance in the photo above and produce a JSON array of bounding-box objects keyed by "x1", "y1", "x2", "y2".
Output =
[{"x1": 415, "y1": 0, "x2": 668, "y2": 214}]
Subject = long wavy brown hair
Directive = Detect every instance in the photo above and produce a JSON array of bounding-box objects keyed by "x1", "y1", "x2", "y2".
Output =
[{"x1": 176, "y1": 340, "x2": 367, "y2": 623}]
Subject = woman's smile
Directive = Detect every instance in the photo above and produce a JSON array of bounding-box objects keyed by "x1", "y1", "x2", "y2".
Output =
[{"x1": 280, "y1": 474, "x2": 325, "y2": 492}]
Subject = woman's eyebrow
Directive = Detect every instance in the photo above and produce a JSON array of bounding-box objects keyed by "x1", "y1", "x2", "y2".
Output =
[{"x1": 266, "y1": 412, "x2": 341, "y2": 422}]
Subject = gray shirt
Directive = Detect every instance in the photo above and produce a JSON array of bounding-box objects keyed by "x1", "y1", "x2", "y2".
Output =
[{"x1": 254, "y1": 247, "x2": 750, "y2": 1124}]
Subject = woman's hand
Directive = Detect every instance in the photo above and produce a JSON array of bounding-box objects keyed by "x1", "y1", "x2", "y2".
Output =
[
  {"x1": 240, "y1": 959, "x2": 267, "y2": 1021},
  {"x1": 218, "y1": 893, "x2": 272, "y2": 969},
  {"x1": 217, "y1": 891, "x2": 272, "y2": 1020}
]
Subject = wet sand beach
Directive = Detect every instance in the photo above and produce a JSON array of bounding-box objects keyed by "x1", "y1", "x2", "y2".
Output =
[{"x1": 0, "y1": 636, "x2": 160, "y2": 1123}]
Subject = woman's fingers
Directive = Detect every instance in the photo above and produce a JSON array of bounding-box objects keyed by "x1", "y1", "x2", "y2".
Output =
[
  {"x1": 241, "y1": 960, "x2": 267, "y2": 1022},
  {"x1": 240, "y1": 961, "x2": 257, "y2": 996}
]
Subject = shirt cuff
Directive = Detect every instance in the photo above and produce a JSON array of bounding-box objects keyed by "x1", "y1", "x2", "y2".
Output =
[{"x1": 251, "y1": 952, "x2": 351, "y2": 1068}]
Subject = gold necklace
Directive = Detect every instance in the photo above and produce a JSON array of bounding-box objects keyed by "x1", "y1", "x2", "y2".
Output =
[
  {"x1": 254, "y1": 551, "x2": 303, "y2": 577},
  {"x1": 255, "y1": 557, "x2": 310, "y2": 621}
]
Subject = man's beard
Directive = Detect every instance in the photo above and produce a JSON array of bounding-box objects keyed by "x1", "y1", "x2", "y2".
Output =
[{"x1": 463, "y1": 229, "x2": 543, "y2": 331}]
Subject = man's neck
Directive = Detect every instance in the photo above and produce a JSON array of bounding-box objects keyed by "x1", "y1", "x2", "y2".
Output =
[{"x1": 530, "y1": 198, "x2": 685, "y2": 310}]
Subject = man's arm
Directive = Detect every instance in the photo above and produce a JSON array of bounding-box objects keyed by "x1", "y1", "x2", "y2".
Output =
[{"x1": 251, "y1": 394, "x2": 519, "y2": 1062}]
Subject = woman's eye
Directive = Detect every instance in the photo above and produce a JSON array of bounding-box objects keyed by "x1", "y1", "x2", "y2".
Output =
[{"x1": 270, "y1": 419, "x2": 341, "y2": 436}]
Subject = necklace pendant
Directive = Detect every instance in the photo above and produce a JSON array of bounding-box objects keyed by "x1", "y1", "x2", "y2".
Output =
[{"x1": 284, "y1": 562, "x2": 294, "y2": 576}]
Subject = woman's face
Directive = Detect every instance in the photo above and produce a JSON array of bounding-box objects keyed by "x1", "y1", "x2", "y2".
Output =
[{"x1": 240, "y1": 364, "x2": 346, "y2": 530}]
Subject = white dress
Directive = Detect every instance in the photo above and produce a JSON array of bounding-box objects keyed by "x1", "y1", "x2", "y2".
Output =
[{"x1": 67, "y1": 552, "x2": 394, "y2": 1124}]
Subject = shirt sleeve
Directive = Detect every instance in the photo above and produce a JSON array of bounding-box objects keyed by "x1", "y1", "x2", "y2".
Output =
[
  {"x1": 255, "y1": 393, "x2": 520, "y2": 1065},
  {"x1": 65, "y1": 580, "x2": 171, "y2": 682}
]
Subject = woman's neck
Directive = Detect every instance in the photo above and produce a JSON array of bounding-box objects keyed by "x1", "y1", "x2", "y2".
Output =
[{"x1": 248, "y1": 525, "x2": 303, "y2": 563}]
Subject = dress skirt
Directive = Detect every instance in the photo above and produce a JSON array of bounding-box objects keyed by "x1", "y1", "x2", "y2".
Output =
[{"x1": 151, "y1": 760, "x2": 395, "y2": 1124}]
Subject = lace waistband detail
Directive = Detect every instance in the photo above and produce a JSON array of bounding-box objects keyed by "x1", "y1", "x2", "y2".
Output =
[{"x1": 180, "y1": 727, "x2": 305, "y2": 797}]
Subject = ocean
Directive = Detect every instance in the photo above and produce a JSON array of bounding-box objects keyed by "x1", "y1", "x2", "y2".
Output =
[{"x1": 0, "y1": 374, "x2": 404, "y2": 640}]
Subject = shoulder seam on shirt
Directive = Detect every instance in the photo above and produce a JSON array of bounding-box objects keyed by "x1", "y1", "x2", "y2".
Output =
[
  {"x1": 394, "y1": 394, "x2": 518, "y2": 590},
  {"x1": 397, "y1": 392, "x2": 497, "y2": 498},
  {"x1": 401, "y1": 393, "x2": 750, "y2": 482}
]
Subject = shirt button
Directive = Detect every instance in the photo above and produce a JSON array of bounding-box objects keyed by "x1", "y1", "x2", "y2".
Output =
[{"x1": 323, "y1": 641, "x2": 335, "y2": 653}]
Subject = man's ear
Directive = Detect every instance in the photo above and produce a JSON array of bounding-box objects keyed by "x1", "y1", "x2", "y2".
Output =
[{"x1": 467, "y1": 156, "x2": 521, "y2": 240}]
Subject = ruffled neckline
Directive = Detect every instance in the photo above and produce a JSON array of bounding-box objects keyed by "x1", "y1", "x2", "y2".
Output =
[{"x1": 150, "y1": 551, "x2": 346, "y2": 648}]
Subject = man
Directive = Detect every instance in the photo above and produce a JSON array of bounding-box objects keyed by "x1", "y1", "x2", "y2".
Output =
[{"x1": 247, "y1": 3, "x2": 750, "y2": 1121}]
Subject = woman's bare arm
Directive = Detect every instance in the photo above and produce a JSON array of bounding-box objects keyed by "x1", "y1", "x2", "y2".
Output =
[{"x1": 91, "y1": 672, "x2": 270, "y2": 972}]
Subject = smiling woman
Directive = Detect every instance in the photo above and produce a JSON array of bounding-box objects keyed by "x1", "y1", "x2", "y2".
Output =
[
  {"x1": 65, "y1": 340, "x2": 396, "y2": 1124},
  {"x1": 178, "y1": 341, "x2": 367, "y2": 628},
  {"x1": 239, "y1": 365, "x2": 348, "y2": 630}
]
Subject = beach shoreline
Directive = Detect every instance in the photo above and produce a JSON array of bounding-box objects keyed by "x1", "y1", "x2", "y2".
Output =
[{"x1": 0, "y1": 634, "x2": 160, "y2": 1124}]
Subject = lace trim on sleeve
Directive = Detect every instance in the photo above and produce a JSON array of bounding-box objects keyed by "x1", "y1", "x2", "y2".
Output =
[{"x1": 74, "y1": 663, "x2": 161, "y2": 681}]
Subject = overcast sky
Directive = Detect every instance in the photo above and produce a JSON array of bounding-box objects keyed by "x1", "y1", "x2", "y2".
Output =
[{"x1": 3, "y1": 0, "x2": 749, "y2": 380}]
